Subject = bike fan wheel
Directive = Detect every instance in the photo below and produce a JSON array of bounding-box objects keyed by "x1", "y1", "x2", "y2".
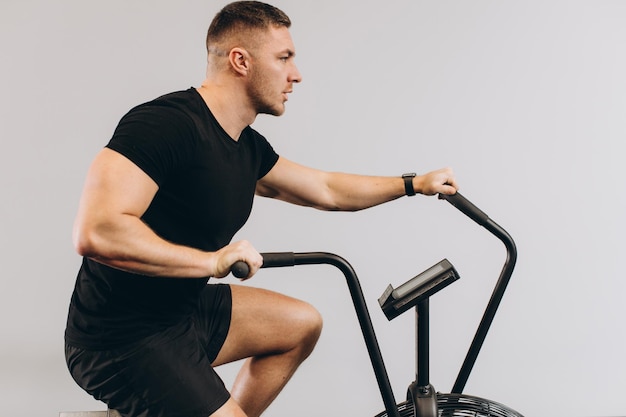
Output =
[{"x1": 374, "y1": 393, "x2": 524, "y2": 417}]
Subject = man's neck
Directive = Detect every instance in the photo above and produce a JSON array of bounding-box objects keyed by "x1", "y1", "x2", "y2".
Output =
[{"x1": 196, "y1": 80, "x2": 256, "y2": 141}]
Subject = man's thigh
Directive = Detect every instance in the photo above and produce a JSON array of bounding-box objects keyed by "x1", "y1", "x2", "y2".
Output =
[{"x1": 212, "y1": 284, "x2": 322, "y2": 366}]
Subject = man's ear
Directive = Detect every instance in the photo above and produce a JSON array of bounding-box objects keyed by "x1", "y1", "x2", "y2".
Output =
[{"x1": 229, "y1": 47, "x2": 251, "y2": 76}]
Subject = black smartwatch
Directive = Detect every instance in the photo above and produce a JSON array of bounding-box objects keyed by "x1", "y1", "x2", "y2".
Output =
[{"x1": 402, "y1": 172, "x2": 416, "y2": 196}]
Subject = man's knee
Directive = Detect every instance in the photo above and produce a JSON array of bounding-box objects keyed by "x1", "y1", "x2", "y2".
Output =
[{"x1": 291, "y1": 301, "x2": 323, "y2": 355}]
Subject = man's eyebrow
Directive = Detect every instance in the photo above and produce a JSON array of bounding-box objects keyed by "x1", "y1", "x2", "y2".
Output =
[{"x1": 281, "y1": 49, "x2": 296, "y2": 57}]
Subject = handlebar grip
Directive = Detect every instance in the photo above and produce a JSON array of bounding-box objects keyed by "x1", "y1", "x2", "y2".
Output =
[
  {"x1": 260, "y1": 252, "x2": 296, "y2": 268},
  {"x1": 230, "y1": 252, "x2": 296, "y2": 278},
  {"x1": 231, "y1": 261, "x2": 250, "y2": 279},
  {"x1": 438, "y1": 192, "x2": 490, "y2": 226}
]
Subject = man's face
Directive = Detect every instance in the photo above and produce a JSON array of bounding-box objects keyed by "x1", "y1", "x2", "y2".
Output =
[{"x1": 247, "y1": 26, "x2": 302, "y2": 116}]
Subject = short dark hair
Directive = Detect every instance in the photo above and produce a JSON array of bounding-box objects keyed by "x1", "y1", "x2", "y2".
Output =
[{"x1": 206, "y1": 1, "x2": 291, "y2": 52}]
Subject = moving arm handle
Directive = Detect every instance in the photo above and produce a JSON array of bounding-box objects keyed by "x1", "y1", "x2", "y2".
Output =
[
  {"x1": 230, "y1": 251, "x2": 401, "y2": 417},
  {"x1": 438, "y1": 192, "x2": 489, "y2": 226},
  {"x1": 231, "y1": 252, "x2": 296, "y2": 278},
  {"x1": 438, "y1": 192, "x2": 518, "y2": 394},
  {"x1": 232, "y1": 194, "x2": 488, "y2": 277}
]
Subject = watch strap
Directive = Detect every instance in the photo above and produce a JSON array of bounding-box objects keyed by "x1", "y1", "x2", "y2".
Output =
[{"x1": 402, "y1": 172, "x2": 417, "y2": 196}]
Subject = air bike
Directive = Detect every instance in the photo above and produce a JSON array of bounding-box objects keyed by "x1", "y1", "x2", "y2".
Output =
[{"x1": 232, "y1": 192, "x2": 524, "y2": 417}]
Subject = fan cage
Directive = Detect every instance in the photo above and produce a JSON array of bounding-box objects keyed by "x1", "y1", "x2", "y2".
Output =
[{"x1": 374, "y1": 393, "x2": 524, "y2": 417}]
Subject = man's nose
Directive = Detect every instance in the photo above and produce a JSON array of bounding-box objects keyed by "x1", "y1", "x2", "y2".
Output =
[{"x1": 290, "y1": 65, "x2": 302, "y2": 83}]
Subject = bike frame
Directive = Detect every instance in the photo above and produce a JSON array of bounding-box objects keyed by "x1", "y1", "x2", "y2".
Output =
[{"x1": 239, "y1": 192, "x2": 517, "y2": 417}]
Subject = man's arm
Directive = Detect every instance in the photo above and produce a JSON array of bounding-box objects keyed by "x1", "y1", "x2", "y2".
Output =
[
  {"x1": 73, "y1": 148, "x2": 262, "y2": 278},
  {"x1": 256, "y1": 157, "x2": 458, "y2": 211}
]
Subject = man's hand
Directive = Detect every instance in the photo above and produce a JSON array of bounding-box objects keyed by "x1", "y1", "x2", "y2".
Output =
[
  {"x1": 212, "y1": 240, "x2": 263, "y2": 280},
  {"x1": 415, "y1": 167, "x2": 458, "y2": 196}
]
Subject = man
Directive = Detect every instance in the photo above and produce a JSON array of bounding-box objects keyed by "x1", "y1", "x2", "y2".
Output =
[{"x1": 64, "y1": 2, "x2": 458, "y2": 417}]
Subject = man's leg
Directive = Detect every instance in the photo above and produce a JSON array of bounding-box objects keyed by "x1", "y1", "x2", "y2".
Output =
[{"x1": 211, "y1": 284, "x2": 323, "y2": 417}]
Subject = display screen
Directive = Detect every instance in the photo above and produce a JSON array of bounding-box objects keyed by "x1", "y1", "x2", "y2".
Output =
[{"x1": 393, "y1": 262, "x2": 447, "y2": 298}]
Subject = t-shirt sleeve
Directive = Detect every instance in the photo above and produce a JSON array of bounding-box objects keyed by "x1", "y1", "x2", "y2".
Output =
[
  {"x1": 248, "y1": 129, "x2": 280, "y2": 179},
  {"x1": 106, "y1": 105, "x2": 196, "y2": 186}
]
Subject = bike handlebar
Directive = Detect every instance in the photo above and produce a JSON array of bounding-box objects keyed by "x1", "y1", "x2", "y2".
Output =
[
  {"x1": 438, "y1": 192, "x2": 489, "y2": 226},
  {"x1": 231, "y1": 261, "x2": 250, "y2": 278},
  {"x1": 231, "y1": 193, "x2": 486, "y2": 278},
  {"x1": 231, "y1": 252, "x2": 296, "y2": 278}
]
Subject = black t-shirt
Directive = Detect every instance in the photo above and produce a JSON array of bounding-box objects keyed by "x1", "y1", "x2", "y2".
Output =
[{"x1": 65, "y1": 88, "x2": 279, "y2": 349}]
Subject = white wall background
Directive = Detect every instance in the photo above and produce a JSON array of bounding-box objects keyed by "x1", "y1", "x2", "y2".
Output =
[{"x1": 1, "y1": 1, "x2": 625, "y2": 416}]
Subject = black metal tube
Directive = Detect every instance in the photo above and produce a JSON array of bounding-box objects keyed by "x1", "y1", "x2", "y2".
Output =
[
  {"x1": 289, "y1": 252, "x2": 402, "y2": 417},
  {"x1": 417, "y1": 299, "x2": 430, "y2": 387},
  {"x1": 438, "y1": 193, "x2": 518, "y2": 394},
  {"x1": 451, "y1": 218, "x2": 517, "y2": 394}
]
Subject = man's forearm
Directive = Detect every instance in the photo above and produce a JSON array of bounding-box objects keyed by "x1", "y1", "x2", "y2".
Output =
[{"x1": 73, "y1": 214, "x2": 217, "y2": 278}]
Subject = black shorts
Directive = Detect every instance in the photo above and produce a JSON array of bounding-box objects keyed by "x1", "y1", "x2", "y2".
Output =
[{"x1": 65, "y1": 283, "x2": 232, "y2": 417}]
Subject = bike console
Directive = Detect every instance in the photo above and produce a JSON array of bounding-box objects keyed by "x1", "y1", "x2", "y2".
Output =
[{"x1": 378, "y1": 259, "x2": 460, "y2": 321}]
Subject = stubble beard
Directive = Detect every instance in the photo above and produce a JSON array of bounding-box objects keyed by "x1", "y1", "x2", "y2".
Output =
[{"x1": 248, "y1": 70, "x2": 285, "y2": 117}]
